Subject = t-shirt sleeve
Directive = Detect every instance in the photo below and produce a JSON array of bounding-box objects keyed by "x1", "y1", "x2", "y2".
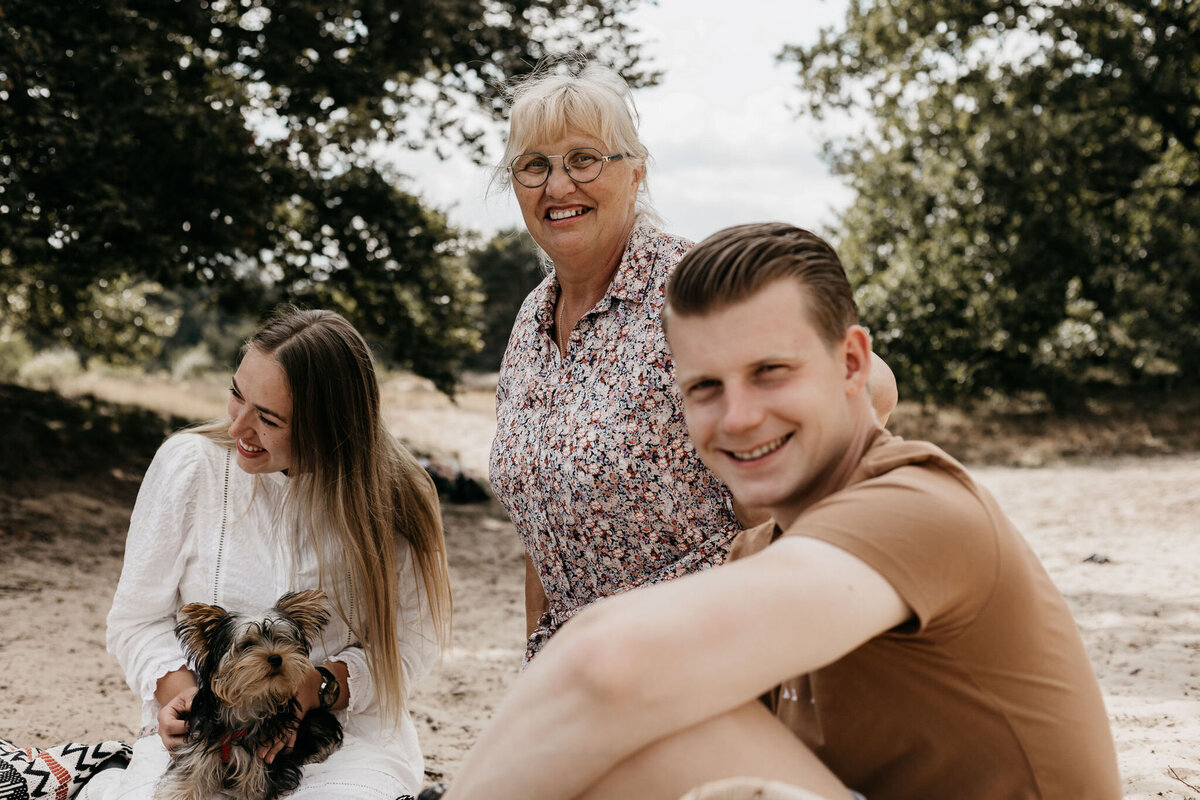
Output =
[
  {"x1": 780, "y1": 464, "x2": 1000, "y2": 640},
  {"x1": 728, "y1": 519, "x2": 776, "y2": 562}
]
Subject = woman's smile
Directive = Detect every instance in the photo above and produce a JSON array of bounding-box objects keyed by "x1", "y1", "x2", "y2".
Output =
[
  {"x1": 227, "y1": 348, "x2": 293, "y2": 474},
  {"x1": 236, "y1": 439, "x2": 267, "y2": 457},
  {"x1": 547, "y1": 206, "x2": 592, "y2": 222},
  {"x1": 513, "y1": 128, "x2": 642, "y2": 272}
]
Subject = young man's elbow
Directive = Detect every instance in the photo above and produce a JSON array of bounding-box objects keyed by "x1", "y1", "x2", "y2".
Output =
[{"x1": 553, "y1": 615, "x2": 654, "y2": 710}]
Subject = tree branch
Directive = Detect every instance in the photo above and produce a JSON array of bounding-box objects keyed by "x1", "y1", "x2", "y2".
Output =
[{"x1": 1168, "y1": 766, "x2": 1200, "y2": 793}]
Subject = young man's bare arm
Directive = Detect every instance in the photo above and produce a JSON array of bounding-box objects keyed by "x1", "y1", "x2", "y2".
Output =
[{"x1": 445, "y1": 537, "x2": 910, "y2": 800}]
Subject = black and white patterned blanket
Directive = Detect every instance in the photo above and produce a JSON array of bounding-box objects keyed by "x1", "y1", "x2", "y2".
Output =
[{"x1": 0, "y1": 739, "x2": 131, "y2": 799}]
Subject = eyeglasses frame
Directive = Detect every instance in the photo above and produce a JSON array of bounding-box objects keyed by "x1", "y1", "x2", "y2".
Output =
[{"x1": 508, "y1": 147, "x2": 627, "y2": 188}]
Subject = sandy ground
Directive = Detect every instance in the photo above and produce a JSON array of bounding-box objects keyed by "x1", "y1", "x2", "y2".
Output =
[{"x1": 1, "y1": 375, "x2": 1198, "y2": 798}]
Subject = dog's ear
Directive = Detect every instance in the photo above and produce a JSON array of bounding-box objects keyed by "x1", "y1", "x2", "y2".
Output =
[
  {"x1": 274, "y1": 589, "x2": 332, "y2": 642},
  {"x1": 175, "y1": 602, "x2": 230, "y2": 664}
]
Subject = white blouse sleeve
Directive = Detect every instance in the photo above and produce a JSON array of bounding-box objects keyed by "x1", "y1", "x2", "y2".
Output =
[
  {"x1": 106, "y1": 434, "x2": 205, "y2": 708},
  {"x1": 332, "y1": 538, "x2": 441, "y2": 716}
]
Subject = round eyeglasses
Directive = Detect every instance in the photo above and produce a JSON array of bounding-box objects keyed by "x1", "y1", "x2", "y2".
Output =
[{"x1": 509, "y1": 147, "x2": 626, "y2": 188}]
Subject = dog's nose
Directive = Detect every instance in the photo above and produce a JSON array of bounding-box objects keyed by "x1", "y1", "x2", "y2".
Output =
[{"x1": 267, "y1": 654, "x2": 283, "y2": 668}]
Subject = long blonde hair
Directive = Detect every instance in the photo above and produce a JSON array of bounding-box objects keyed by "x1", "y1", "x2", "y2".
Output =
[{"x1": 197, "y1": 307, "x2": 451, "y2": 724}]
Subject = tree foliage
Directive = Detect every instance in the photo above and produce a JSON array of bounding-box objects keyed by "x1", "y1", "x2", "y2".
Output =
[
  {"x1": 782, "y1": 0, "x2": 1200, "y2": 405},
  {"x1": 0, "y1": 0, "x2": 652, "y2": 392},
  {"x1": 465, "y1": 227, "x2": 544, "y2": 371}
]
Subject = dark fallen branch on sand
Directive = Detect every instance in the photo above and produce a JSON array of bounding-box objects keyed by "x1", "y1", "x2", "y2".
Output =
[{"x1": 1168, "y1": 766, "x2": 1200, "y2": 793}]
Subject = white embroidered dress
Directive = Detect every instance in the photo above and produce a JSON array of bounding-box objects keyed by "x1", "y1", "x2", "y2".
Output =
[{"x1": 84, "y1": 432, "x2": 438, "y2": 799}]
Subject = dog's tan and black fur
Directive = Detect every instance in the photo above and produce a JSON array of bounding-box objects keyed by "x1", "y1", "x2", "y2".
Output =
[{"x1": 156, "y1": 589, "x2": 343, "y2": 800}]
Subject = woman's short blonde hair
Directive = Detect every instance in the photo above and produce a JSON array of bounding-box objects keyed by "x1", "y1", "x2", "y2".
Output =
[{"x1": 498, "y1": 56, "x2": 660, "y2": 226}]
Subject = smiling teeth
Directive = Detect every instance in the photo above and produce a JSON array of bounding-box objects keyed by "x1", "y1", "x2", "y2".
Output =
[
  {"x1": 729, "y1": 436, "x2": 788, "y2": 461},
  {"x1": 549, "y1": 208, "x2": 586, "y2": 220},
  {"x1": 240, "y1": 440, "x2": 265, "y2": 453}
]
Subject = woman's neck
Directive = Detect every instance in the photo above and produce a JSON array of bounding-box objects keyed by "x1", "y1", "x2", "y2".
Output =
[
  {"x1": 556, "y1": 268, "x2": 614, "y2": 320},
  {"x1": 554, "y1": 225, "x2": 633, "y2": 319}
]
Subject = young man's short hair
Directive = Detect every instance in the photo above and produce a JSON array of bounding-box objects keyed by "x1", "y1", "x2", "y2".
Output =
[{"x1": 666, "y1": 222, "x2": 859, "y2": 346}]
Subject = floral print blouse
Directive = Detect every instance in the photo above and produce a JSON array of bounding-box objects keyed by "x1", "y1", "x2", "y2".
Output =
[{"x1": 489, "y1": 224, "x2": 741, "y2": 661}]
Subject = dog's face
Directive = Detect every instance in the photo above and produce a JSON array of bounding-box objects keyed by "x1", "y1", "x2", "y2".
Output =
[{"x1": 176, "y1": 589, "x2": 332, "y2": 713}]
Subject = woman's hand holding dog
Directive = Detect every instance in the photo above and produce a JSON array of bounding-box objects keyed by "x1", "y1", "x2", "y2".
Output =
[
  {"x1": 154, "y1": 666, "x2": 199, "y2": 753},
  {"x1": 257, "y1": 661, "x2": 348, "y2": 764},
  {"x1": 154, "y1": 668, "x2": 200, "y2": 754},
  {"x1": 257, "y1": 703, "x2": 303, "y2": 764},
  {"x1": 158, "y1": 687, "x2": 198, "y2": 751}
]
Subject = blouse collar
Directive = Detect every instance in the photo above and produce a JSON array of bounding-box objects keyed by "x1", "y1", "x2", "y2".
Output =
[{"x1": 536, "y1": 222, "x2": 662, "y2": 331}]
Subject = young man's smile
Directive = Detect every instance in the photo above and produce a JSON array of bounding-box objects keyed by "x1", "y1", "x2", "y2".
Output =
[{"x1": 725, "y1": 433, "x2": 793, "y2": 463}]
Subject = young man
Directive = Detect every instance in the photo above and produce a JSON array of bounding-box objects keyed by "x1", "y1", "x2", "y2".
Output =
[{"x1": 444, "y1": 223, "x2": 1121, "y2": 800}]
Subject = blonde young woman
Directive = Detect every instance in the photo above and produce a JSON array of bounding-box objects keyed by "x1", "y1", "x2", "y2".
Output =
[{"x1": 84, "y1": 308, "x2": 451, "y2": 800}]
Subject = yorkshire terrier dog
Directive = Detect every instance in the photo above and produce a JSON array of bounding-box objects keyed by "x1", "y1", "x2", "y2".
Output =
[{"x1": 156, "y1": 589, "x2": 344, "y2": 800}]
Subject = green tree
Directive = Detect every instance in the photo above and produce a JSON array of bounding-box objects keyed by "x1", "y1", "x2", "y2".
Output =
[
  {"x1": 0, "y1": 0, "x2": 652, "y2": 392},
  {"x1": 465, "y1": 228, "x2": 544, "y2": 372},
  {"x1": 782, "y1": 0, "x2": 1200, "y2": 405}
]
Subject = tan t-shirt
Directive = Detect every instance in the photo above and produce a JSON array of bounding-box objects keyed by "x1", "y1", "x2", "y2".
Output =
[{"x1": 729, "y1": 430, "x2": 1120, "y2": 800}]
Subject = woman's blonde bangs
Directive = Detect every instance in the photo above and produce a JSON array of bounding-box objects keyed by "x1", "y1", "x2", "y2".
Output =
[{"x1": 503, "y1": 62, "x2": 648, "y2": 164}]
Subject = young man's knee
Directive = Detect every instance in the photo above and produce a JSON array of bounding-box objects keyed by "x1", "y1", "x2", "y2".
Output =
[{"x1": 680, "y1": 776, "x2": 844, "y2": 800}]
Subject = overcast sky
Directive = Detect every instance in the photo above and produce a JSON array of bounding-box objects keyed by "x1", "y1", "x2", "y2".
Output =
[{"x1": 389, "y1": 0, "x2": 855, "y2": 244}]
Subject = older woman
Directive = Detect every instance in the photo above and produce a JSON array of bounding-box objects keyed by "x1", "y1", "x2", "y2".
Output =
[{"x1": 489, "y1": 60, "x2": 896, "y2": 663}]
